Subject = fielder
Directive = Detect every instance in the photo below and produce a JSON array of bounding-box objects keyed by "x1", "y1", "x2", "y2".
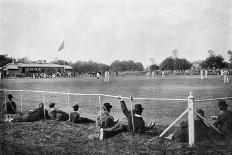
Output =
[
  {"x1": 161, "y1": 71, "x2": 165, "y2": 79},
  {"x1": 104, "y1": 71, "x2": 110, "y2": 82},
  {"x1": 200, "y1": 70, "x2": 204, "y2": 79},
  {"x1": 97, "y1": 72, "x2": 100, "y2": 79},
  {"x1": 205, "y1": 70, "x2": 208, "y2": 78},
  {"x1": 146, "y1": 72, "x2": 151, "y2": 79},
  {"x1": 223, "y1": 71, "x2": 229, "y2": 83}
]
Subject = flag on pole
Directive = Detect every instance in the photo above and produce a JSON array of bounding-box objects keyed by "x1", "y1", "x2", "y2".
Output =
[{"x1": 58, "y1": 41, "x2": 64, "y2": 51}]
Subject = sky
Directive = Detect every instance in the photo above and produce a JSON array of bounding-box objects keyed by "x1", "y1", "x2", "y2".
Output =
[{"x1": 0, "y1": 0, "x2": 231, "y2": 67}]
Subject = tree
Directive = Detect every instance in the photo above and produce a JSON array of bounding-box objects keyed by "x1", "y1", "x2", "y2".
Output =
[
  {"x1": 149, "y1": 64, "x2": 159, "y2": 71},
  {"x1": 200, "y1": 55, "x2": 225, "y2": 69},
  {"x1": 174, "y1": 58, "x2": 192, "y2": 70},
  {"x1": 159, "y1": 57, "x2": 192, "y2": 71},
  {"x1": 159, "y1": 57, "x2": 175, "y2": 70},
  {"x1": 0, "y1": 54, "x2": 13, "y2": 67},
  {"x1": 135, "y1": 62, "x2": 144, "y2": 71},
  {"x1": 110, "y1": 60, "x2": 124, "y2": 71},
  {"x1": 98, "y1": 64, "x2": 110, "y2": 73},
  {"x1": 72, "y1": 61, "x2": 109, "y2": 74},
  {"x1": 110, "y1": 60, "x2": 144, "y2": 72}
]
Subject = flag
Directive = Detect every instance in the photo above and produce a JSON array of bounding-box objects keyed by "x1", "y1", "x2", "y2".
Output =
[{"x1": 58, "y1": 41, "x2": 64, "y2": 51}]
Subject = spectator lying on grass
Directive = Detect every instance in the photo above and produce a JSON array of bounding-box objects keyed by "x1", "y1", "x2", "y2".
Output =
[
  {"x1": 212, "y1": 99, "x2": 232, "y2": 145},
  {"x1": 99, "y1": 97, "x2": 158, "y2": 140},
  {"x1": 70, "y1": 104, "x2": 95, "y2": 124},
  {"x1": 96, "y1": 102, "x2": 118, "y2": 128},
  {"x1": 165, "y1": 109, "x2": 209, "y2": 142},
  {"x1": 1, "y1": 94, "x2": 17, "y2": 115},
  {"x1": 48, "y1": 103, "x2": 69, "y2": 121},
  {"x1": 12, "y1": 103, "x2": 50, "y2": 122}
]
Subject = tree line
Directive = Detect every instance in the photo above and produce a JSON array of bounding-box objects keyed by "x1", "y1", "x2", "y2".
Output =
[{"x1": 1, "y1": 49, "x2": 232, "y2": 73}]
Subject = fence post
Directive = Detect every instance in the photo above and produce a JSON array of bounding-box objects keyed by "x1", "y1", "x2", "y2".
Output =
[
  {"x1": 188, "y1": 92, "x2": 195, "y2": 147},
  {"x1": 99, "y1": 95, "x2": 102, "y2": 127},
  {"x1": 130, "y1": 96, "x2": 135, "y2": 132},
  {"x1": 42, "y1": 91, "x2": 46, "y2": 119},
  {"x1": 4, "y1": 90, "x2": 7, "y2": 111},
  {"x1": 68, "y1": 92, "x2": 71, "y2": 122},
  {"x1": 20, "y1": 90, "x2": 23, "y2": 113}
]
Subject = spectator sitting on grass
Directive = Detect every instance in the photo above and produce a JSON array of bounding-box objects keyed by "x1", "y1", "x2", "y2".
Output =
[
  {"x1": 212, "y1": 100, "x2": 232, "y2": 145},
  {"x1": 1, "y1": 94, "x2": 17, "y2": 115},
  {"x1": 96, "y1": 102, "x2": 118, "y2": 128},
  {"x1": 165, "y1": 109, "x2": 209, "y2": 142},
  {"x1": 70, "y1": 104, "x2": 95, "y2": 124},
  {"x1": 13, "y1": 103, "x2": 50, "y2": 122},
  {"x1": 99, "y1": 97, "x2": 157, "y2": 140},
  {"x1": 48, "y1": 103, "x2": 69, "y2": 121}
]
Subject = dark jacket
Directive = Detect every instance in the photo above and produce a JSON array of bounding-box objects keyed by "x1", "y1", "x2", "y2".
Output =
[
  {"x1": 21, "y1": 108, "x2": 49, "y2": 122},
  {"x1": 213, "y1": 110, "x2": 232, "y2": 134},
  {"x1": 3, "y1": 101, "x2": 17, "y2": 114},
  {"x1": 174, "y1": 119, "x2": 209, "y2": 142},
  {"x1": 28, "y1": 108, "x2": 49, "y2": 121},
  {"x1": 120, "y1": 100, "x2": 145, "y2": 134},
  {"x1": 49, "y1": 109, "x2": 69, "y2": 121},
  {"x1": 70, "y1": 112, "x2": 80, "y2": 123},
  {"x1": 70, "y1": 112, "x2": 95, "y2": 124},
  {"x1": 96, "y1": 111, "x2": 115, "y2": 128}
]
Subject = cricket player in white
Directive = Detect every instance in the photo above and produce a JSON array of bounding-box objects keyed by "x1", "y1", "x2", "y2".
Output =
[
  {"x1": 161, "y1": 71, "x2": 165, "y2": 79},
  {"x1": 200, "y1": 70, "x2": 204, "y2": 79},
  {"x1": 205, "y1": 70, "x2": 208, "y2": 78},
  {"x1": 104, "y1": 71, "x2": 110, "y2": 82}
]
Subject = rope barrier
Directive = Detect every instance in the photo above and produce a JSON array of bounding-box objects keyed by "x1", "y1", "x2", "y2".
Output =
[
  {"x1": 133, "y1": 97, "x2": 187, "y2": 101},
  {"x1": 195, "y1": 97, "x2": 232, "y2": 102},
  {"x1": 0, "y1": 89, "x2": 190, "y2": 101}
]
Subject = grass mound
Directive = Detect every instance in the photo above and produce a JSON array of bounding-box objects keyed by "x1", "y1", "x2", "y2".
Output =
[{"x1": 1, "y1": 120, "x2": 232, "y2": 155}]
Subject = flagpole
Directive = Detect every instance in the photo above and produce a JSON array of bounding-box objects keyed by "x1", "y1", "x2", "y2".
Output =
[{"x1": 64, "y1": 43, "x2": 65, "y2": 73}]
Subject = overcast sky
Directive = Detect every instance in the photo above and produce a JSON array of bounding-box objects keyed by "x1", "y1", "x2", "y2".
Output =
[{"x1": 0, "y1": 0, "x2": 231, "y2": 66}]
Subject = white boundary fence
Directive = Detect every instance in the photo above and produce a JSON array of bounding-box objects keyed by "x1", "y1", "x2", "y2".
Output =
[{"x1": 1, "y1": 88, "x2": 232, "y2": 147}]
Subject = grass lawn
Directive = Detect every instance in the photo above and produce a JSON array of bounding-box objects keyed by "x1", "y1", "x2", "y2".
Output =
[{"x1": 0, "y1": 75, "x2": 232, "y2": 154}]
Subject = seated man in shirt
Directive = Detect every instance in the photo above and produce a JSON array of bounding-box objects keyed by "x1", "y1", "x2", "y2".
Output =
[
  {"x1": 48, "y1": 103, "x2": 69, "y2": 121},
  {"x1": 13, "y1": 103, "x2": 50, "y2": 122},
  {"x1": 1, "y1": 94, "x2": 17, "y2": 115},
  {"x1": 96, "y1": 102, "x2": 118, "y2": 128},
  {"x1": 165, "y1": 109, "x2": 209, "y2": 142},
  {"x1": 212, "y1": 100, "x2": 232, "y2": 145},
  {"x1": 99, "y1": 97, "x2": 156, "y2": 140},
  {"x1": 70, "y1": 104, "x2": 94, "y2": 124}
]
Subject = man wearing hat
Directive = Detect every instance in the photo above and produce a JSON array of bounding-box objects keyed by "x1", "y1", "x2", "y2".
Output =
[
  {"x1": 120, "y1": 98, "x2": 146, "y2": 134},
  {"x1": 13, "y1": 103, "x2": 50, "y2": 122},
  {"x1": 96, "y1": 102, "x2": 116, "y2": 128},
  {"x1": 2, "y1": 94, "x2": 17, "y2": 114},
  {"x1": 165, "y1": 108, "x2": 209, "y2": 142},
  {"x1": 98, "y1": 98, "x2": 157, "y2": 140},
  {"x1": 70, "y1": 104, "x2": 94, "y2": 124},
  {"x1": 213, "y1": 100, "x2": 232, "y2": 137},
  {"x1": 48, "y1": 103, "x2": 69, "y2": 121}
]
